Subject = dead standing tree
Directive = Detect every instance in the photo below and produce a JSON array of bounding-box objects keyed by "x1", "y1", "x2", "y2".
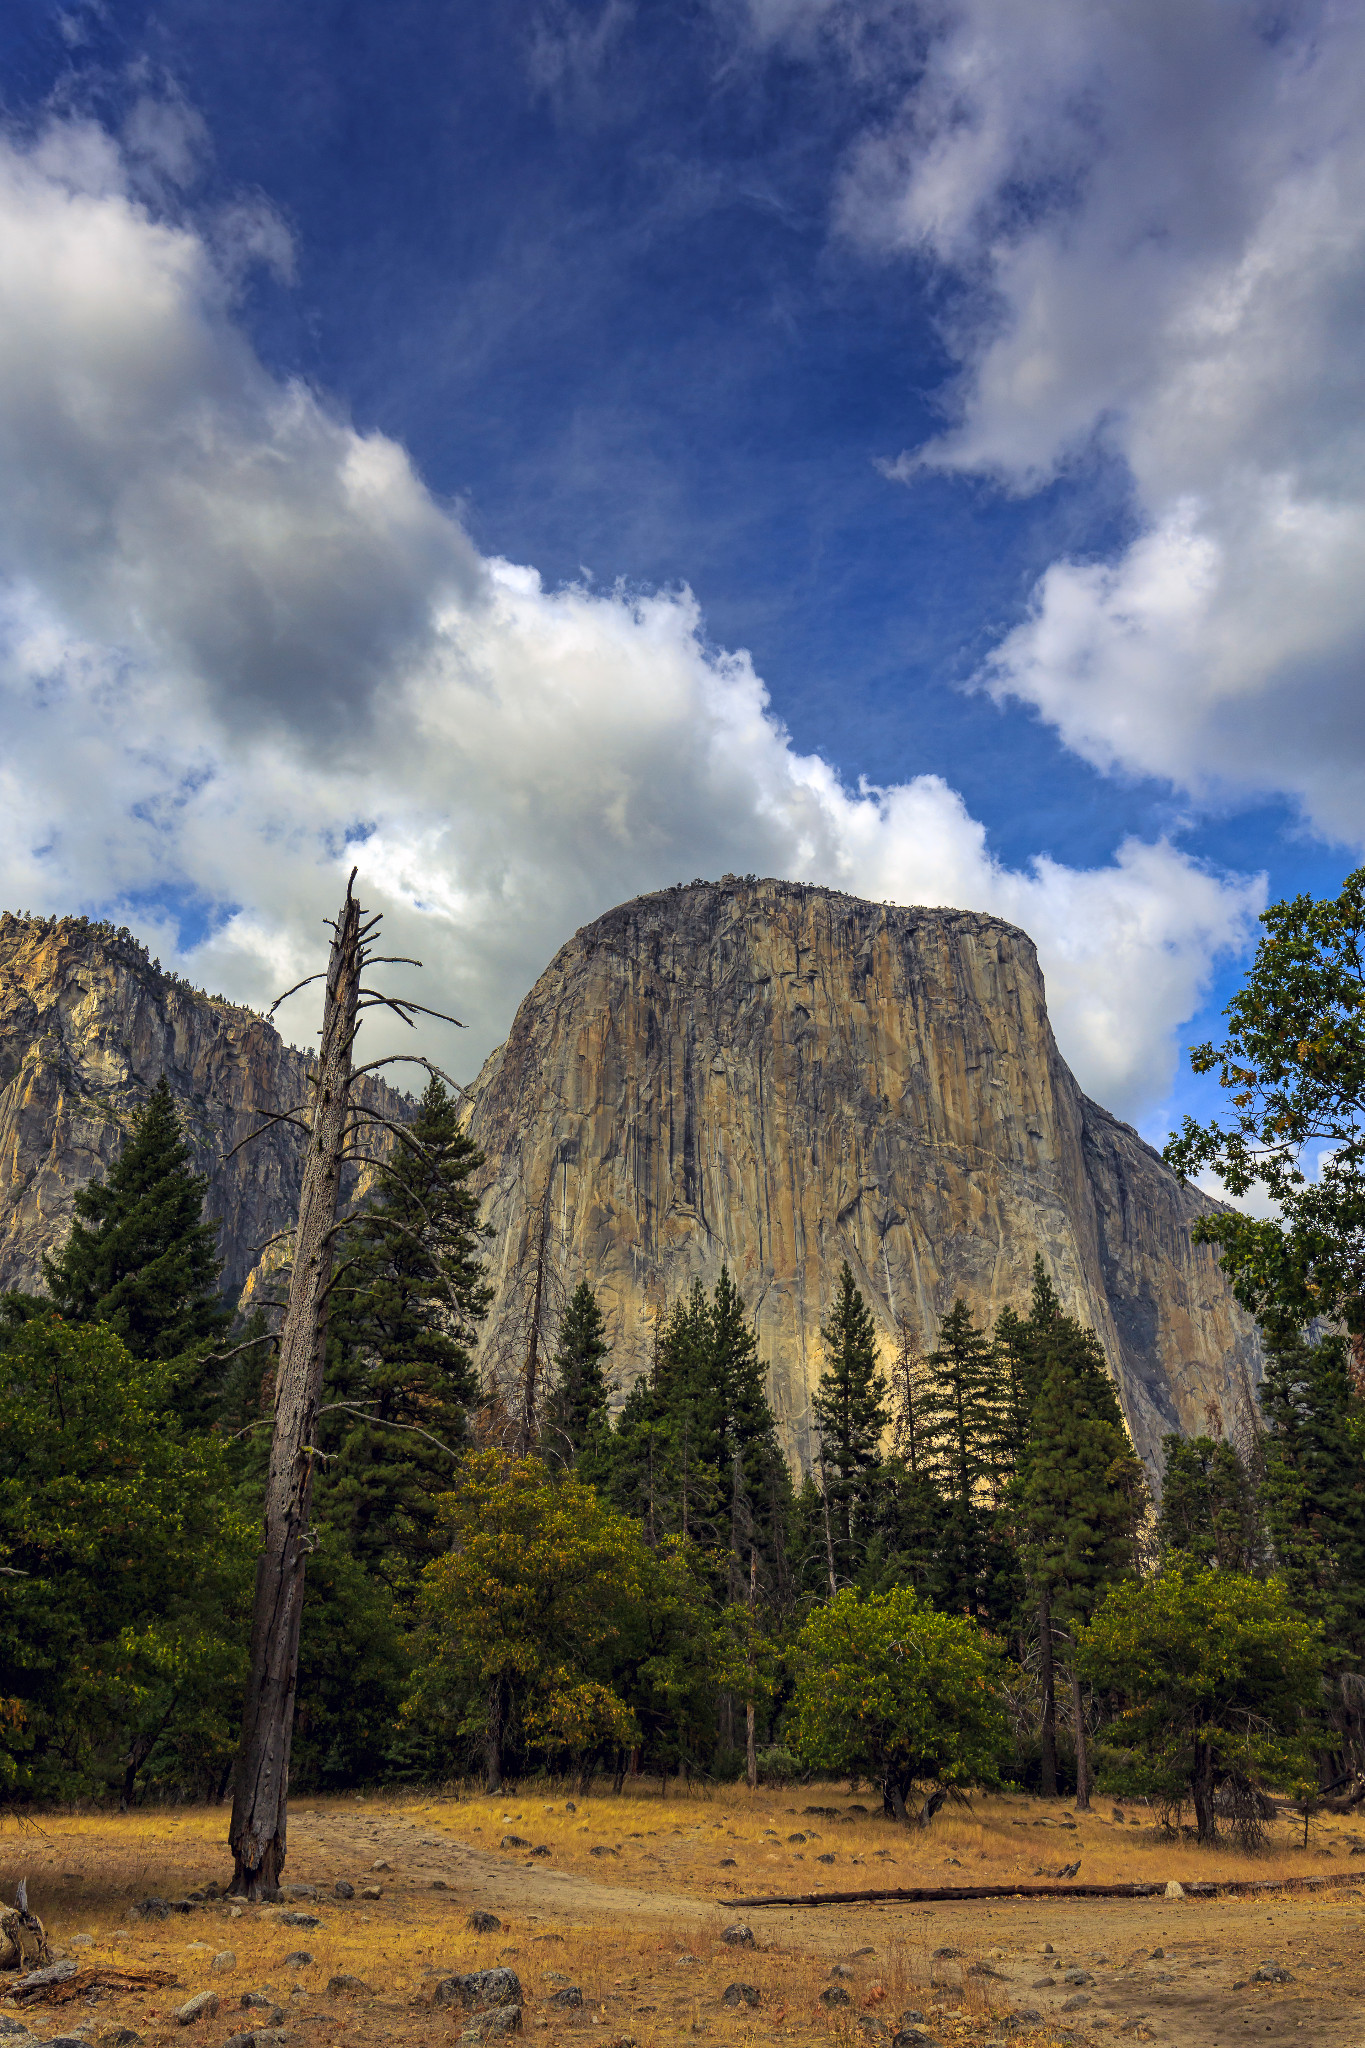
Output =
[{"x1": 227, "y1": 870, "x2": 462, "y2": 1897}]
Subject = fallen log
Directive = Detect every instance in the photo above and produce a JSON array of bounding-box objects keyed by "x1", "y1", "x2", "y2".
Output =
[
  {"x1": 728, "y1": 1870, "x2": 1365, "y2": 1908},
  {"x1": 11, "y1": 1964, "x2": 179, "y2": 2005}
]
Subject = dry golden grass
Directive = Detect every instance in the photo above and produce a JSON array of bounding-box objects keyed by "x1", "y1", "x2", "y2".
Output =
[{"x1": 4, "y1": 1785, "x2": 1364, "y2": 2048}]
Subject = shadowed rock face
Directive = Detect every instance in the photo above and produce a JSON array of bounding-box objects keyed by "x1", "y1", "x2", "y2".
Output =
[
  {"x1": 0, "y1": 912, "x2": 407, "y2": 1300},
  {"x1": 464, "y1": 878, "x2": 1261, "y2": 1476}
]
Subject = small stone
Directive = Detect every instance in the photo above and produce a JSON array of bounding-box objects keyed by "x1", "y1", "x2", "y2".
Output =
[
  {"x1": 788, "y1": 1832, "x2": 806, "y2": 1844},
  {"x1": 1251, "y1": 1965, "x2": 1294, "y2": 1984},
  {"x1": 281, "y1": 1911, "x2": 320, "y2": 1928},
  {"x1": 1062, "y1": 1970, "x2": 1094, "y2": 1986},
  {"x1": 1111, "y1": 1808, "x2": 1127, "y2": 1824},
  {"x1": 69, "y1": 1935, "x2": 94, "y2": 1949},
  {"x1": 284, "y1": 1950, "x2": 313, "y2": 1968},
  {"x1": 564, "y1": 1801, "x2": 576, "y2": 1812},
  {"x1": 1060, "y1": 1994, "x2": 1091, "y2": 2011},
  {"x1": 968, "y1": 1962, "x2": 1007, "y2": 1978},
  {"x1": 240, "y1": 1993, "x2": 280, "y2": 2010},
  {"x1": 718, "y1": 1857, "x2": 736, "y2": 1867},
  {"x1": 1014, "y1": 2013, "x2": 1042, "y2": 2025},
  {"x1": 722, "y1": 1985, "x2": 761, "y2": 2008},
  {"x1": 831, "y1": 1964, "x2": 855, "y2": 1978},
  {"x1": 897, "y1": 2013, "x2": 926, "y2": 2027},
  {"x1": 360, "y1": 1885, "x2": 383, "y2": 1900},
  {"x1": 530, "y1": 1844, "x2": 551, "y2": 1857},
  {"x1": 328, "y1": 1973, "x2": 369, "y2": 1994},
  {"x1": 371, "y1": 1859, "x2": 390, "y2": 1871},
  {"x1": 132, "y1": 1897, "x2": 170, "y2": 1922},
  {"x1": 588, "y1": 1845, "x2": 618, "y2": 1857},
  {"x1": 1149, "y1": 1948, "x2": 1165, "y2": 1959},
  {"x1": 211, "y1": 1951, "x2": 237, "y2": 1972},
  {"x1": 174, "y1": 1991, "x2": 220, "y2": 2026},
  {"x1": 283, "y1": 1884, "x2": 318, "y2": 1900},
  {"x1": 817, "y1": 1852, "x2": 836, "y2": 1864},
  {"x1": 1164, "y1": 1880, "x2": 1185, "y2": 1899},
  {"x1": 501, "y1": 1835, "x2": 531, "y2": 1850},
  {"x1": 433, "y1": 1967, "x2": 524, "y2": 2012},
  {"x1": 890, "y1": 2030, "x2": 934, "y2": 2047},
  {"x1": 820, "y1": 1986, "x2": 852, "y2": 2008},
  {"x1": 99, "y1": 2032, "x2": 142, "y2": 2047},
  {"x1": 548, "y1": 1987, "x2": 582, "y2": 2009},
  {"x1": 333, "y1": 1879, "x2": 355, "y2": 1898},
  {"x1": 721, "y1": 1924, "x2": 754, "y2": 1946},
  {"x1": 469, "y1": 1912, "x2": 503, "y2": 1933},
  {"x1": 932, "y1": 1947, "x2": 961, "y2": 1960}
]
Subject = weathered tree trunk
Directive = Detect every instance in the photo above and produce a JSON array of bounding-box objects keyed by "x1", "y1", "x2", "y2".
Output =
[
  {"x1": 1191, "y1": 1738, "x2": 1218, "y2": 1843},
  {"x1": 228, "y1": 880, "x2": 362, "y2": 1897},
  {"x1": 1038, "y1": 1588, "x2": 1058, "y2": 1798},
  {"x1": 746, "y1": 1545, "x2": 758, "y2": 1790},
  {"x1": 1069, "y1": 1660, "x2": 1091, "y2": 1812}
]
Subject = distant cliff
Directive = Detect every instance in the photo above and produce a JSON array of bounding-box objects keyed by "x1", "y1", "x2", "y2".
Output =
[
  {"x1": 464, "y1": 878, "x2": 1262, "y2": 1476},
  {"x1": 0, "y1": 912, "x2": 406, "y2": 1300}
]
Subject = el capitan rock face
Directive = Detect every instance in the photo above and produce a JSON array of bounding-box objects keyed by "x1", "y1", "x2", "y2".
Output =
[
  {"x1": 0, "y1": 911, "x2": 406, "y2": 1300},
  {"x1": 465, "y1": 877, "x2": 1261, "y2": 1475}
]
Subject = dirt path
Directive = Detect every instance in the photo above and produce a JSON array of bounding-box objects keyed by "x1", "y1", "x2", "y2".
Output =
[{"x1": 285, "y1": 1802, "x2": 1365, "y2": 2047}]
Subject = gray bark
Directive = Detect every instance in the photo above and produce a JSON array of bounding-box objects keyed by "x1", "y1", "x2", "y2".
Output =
[{"x1": 229, "y1": 878, "x2": 363, "y2": 1897}]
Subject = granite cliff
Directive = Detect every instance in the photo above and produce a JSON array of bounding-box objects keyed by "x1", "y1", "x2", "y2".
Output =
[
  {"x1": 464, "y1": 877, "x2": 1262, "y2": 1477},
  {"x1": 0, "y1": 912, "x2": 407, "y2": 1300}
]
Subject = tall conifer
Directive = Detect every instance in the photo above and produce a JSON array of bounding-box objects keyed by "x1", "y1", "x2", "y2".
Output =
[
  {"x1": 811, "y1": 1263, "x2": 890, "y2": 1580},
  {"x1": 43, "y1": 1075, "x2": 228, "y2": 1362}
]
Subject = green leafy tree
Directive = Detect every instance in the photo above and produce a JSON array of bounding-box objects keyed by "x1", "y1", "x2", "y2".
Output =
[
  {"x1": 412, "y1": 1451, "x2": 653, "y2": 1790},
  {"x1": 1158, "y1": 1435, "x2": 1265, "y2": 1575},
  {"x1": 0, "y1": 1314, "x2": 253, "y2": 1802},
  {"x1": 1164, "y1": 866, "x2": 1365, "y2": 1342},
  {"x1": 1078, "y1": 1566, "x2": 1322, "y2": 1843},
  {"x1": 789, "y1": 1585, "x2": 1009, "y2": 1823},
  {"x1": 315, "y1": 1077, "x2": 489, "y2": 1596},
  {"x1": 545, "y1": 1282, "x2": 612, "y2": 1466},
  {"x1": 43, "y1": 1076, "x2": 229, "y2": 1366},
  {"x1": 811, "y1": 1263, "x2": 890, "y2": 1583}
]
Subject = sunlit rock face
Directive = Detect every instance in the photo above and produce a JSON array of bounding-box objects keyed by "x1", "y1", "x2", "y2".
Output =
[
  {"x1": 463, "y1": 878, "x2": 1261, "y2": 1476},
  {"x1": 0, "y1": 911, "x2": 405, "y2": 1300}
]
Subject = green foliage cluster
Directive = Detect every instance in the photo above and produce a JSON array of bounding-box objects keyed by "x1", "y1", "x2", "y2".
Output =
[{"x1": 10, "y1": 858, "x2": 1365, "y2": 1836}]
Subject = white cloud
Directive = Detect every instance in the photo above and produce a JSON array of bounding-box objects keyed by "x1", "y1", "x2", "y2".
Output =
[
  {"x1": 806, "y1": 0, "x2": 1365, "y2": 843},
  {"x1": 0, "y1": 112, "x2": 1260, "y2": 1119}
]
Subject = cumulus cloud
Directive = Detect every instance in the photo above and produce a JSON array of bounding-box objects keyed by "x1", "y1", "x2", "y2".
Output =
[
  {"x1": 0, "y1": 111, "x2": 1259, "y2": 1120},
  {"x1": 800, "y1": 0, "x2": 1365, "y2": 843}
]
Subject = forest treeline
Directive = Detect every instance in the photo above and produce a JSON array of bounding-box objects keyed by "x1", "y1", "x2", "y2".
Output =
[{"x1": 4, "y1": 867, "x2": 1365, "y2": 1844}]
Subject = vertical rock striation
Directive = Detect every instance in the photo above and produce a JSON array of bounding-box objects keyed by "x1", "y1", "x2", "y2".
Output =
[
  {"x1": 0, "y1": 912, "x2": 407, "y2": 1300},
  {"x1": 464, "y1": 878, "x2": 1261, "y2": 1476}
]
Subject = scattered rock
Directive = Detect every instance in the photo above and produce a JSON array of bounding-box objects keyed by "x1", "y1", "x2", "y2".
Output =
[
  {"x1": 548, "y1": 1987, "x2": 583, "y2": 2009},
  {"x1": 1251, "y1": 1965, "x2": 1294, "y2": 1984},
  {"x1": 333, "y1": 1880, "x2": 355, "y2": 1898},
  {"x1": 360, "y1": 1886, "x2": 383, "y2": 1900},
  {"x1": 68, "y1": 1935, "x2": 94, "y2": 1950},
  {"x1": 283, "y1": 1884, "x2": 318, "y2": 1901},
  {"x1": 99, "y1": 2031, "x2": 142, "y2": 2046},
  {"x1": 468, "y1": 1912, "x2": 503, "y2": 1934},
  {"x1": 431, "y1": 1879, "x2": 449, "y2": 1890},
  {"x1": 588, "y1": 1845, "x2": 618, "y2": 1857},
  {"x1": 968, "y1": 1963, "x2": 1008, "y2": 1979},
  {"x1": 1060, "y1": 1994, "x2": 1091, "y2": 2011},
  {"x1": 889, "y1": 2030, "x2": 935, "y2": 2047},
  {"x1": 328, "y1": 1973, "x2": 370, "y2": 1994},
  {"x1": 1062, "y1": 1971, "x2": 1094, "y2": 1986},
  {"x1": 817, "y1": 1853, "x2": 836, "y2": 1864},
  {"x1": 241, "y1": 1993, "x2": 282, "y2": 2013},
  {"x1": 211, "y1": 1951, "x2": 237, "y2": 1973},
  {"x1": 371, "y1": 1860, "x2": 391, "y2": 1872},
  {"x1": 830, "y1": 1964, "x2": 854, "y2": 1978},
  {"x1": 284, "y1": 1951, "x2": 313, "y2": 1968},
  {"x1": 433, "y1": 1967, "x2": 524, "y2": 2012},
  {"x1": 1165, "y1": 1880, "x2": 1185, "y2": 1899},
  {"x1": 174, "y1": 1991, "x2": 219, "y2": 2027},
  {"x1": 459, "y1": 2005, "x2": 522, "y2": 2039},
  {"x1": 281, "y1": 1912, "x2": 320, "y2": 1928},
  {"x1": 721, "y1": 1925, "x2": 754, "y2": 1946},
  {"x1": 130, "y1": 1898, "x2": 170, "y2": 1923},
  {"x1": 564, "y1": 1801, "x2": 576, "y2": 1813},
  {"x1": 718, "y1": 1857, "x2": 736, "y2": 1867},
  {"x1": 1111, "y1": 1809, "x2": 1127, "y2": 1824},
  {"x1": 787, "y1": 1833, "x2": 807, "y2": 1844},
  {"x1": 1013, "y1": 2012, "x2": 1042, "y2": 2024},
  {"x1": 530, "y1": 1845, "x2": 551, "y2": 1858},
  {"x1": 722, "y1": 1985, "x2": 761, "y2": 2008},
  {"x1": 932, "y1": 1947, "x2": 961, "y2": 1960},
  {"x1": 820, "y1": 1987, "x2": 852, "y2": 2008},
  {"x1": 500, "y1": 1836, "x2": 531, "y2": 1850}
]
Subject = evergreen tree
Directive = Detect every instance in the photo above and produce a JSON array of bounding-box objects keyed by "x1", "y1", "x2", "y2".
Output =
[
  {"x1": 918, "y1": 1298, "x2": 1002, "y2": 1617},
  {"x1": 43, "y1": 1075, "x2": 228, "y2": 1363},
  {"x1": 811, "y1": 1263, "x2": 890, "y2": 1582},
  {"x1": 1014, "y1": 1337, "x2": 1146, "y2": 1809},
  {"x1": 1157, "y1": 1435, "x2": 1265, "y2": 1574},
  {"x1": 1257, "y1": 1329, "x2": 1365, "y2": 1668},
  {"x1": 545, "y1": 1281, "x2": 612, "y2": 1467},
  {"x1": 314, "y1": 1077, "x2": 489, "y2": 1596}
]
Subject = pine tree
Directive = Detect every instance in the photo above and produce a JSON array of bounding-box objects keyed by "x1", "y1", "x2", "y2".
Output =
[
  {"x1": 545, "y1": 1281, "x2": 612, "y2": 1467},
  {"x1": 1158, "y1": 1435, "x2": 1265, "y2": 1574},
  {"x1": 916, "y1": 1298, "x2": 1002, "y2": 1618},
  {"x1": 811, "y1": 1263, "x2": 890, "y2": 1582},
  {"x1": 43, "y1": 1075, "x2": 228, "y2": 1363},
  {"x1": 314, "y1": 1077, "x2": 489, "y2": 1596},
  {"x1": 1014, "y1": 1338, "x2": 1145, "y2": 1809},
  {"x1": 1257, "y1": 1329, "x2": 1365, "y2": 1668}
]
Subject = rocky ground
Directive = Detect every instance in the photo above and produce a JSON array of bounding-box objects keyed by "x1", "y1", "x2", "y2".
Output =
[{"x1": 3, "y1": 1789, "x2": 1364, "y2": 2048}]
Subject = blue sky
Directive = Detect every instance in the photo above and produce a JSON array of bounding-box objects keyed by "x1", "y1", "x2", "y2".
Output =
[{"x1": 0, "y1": 0, "x2": 1360, "y2": 1150}]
